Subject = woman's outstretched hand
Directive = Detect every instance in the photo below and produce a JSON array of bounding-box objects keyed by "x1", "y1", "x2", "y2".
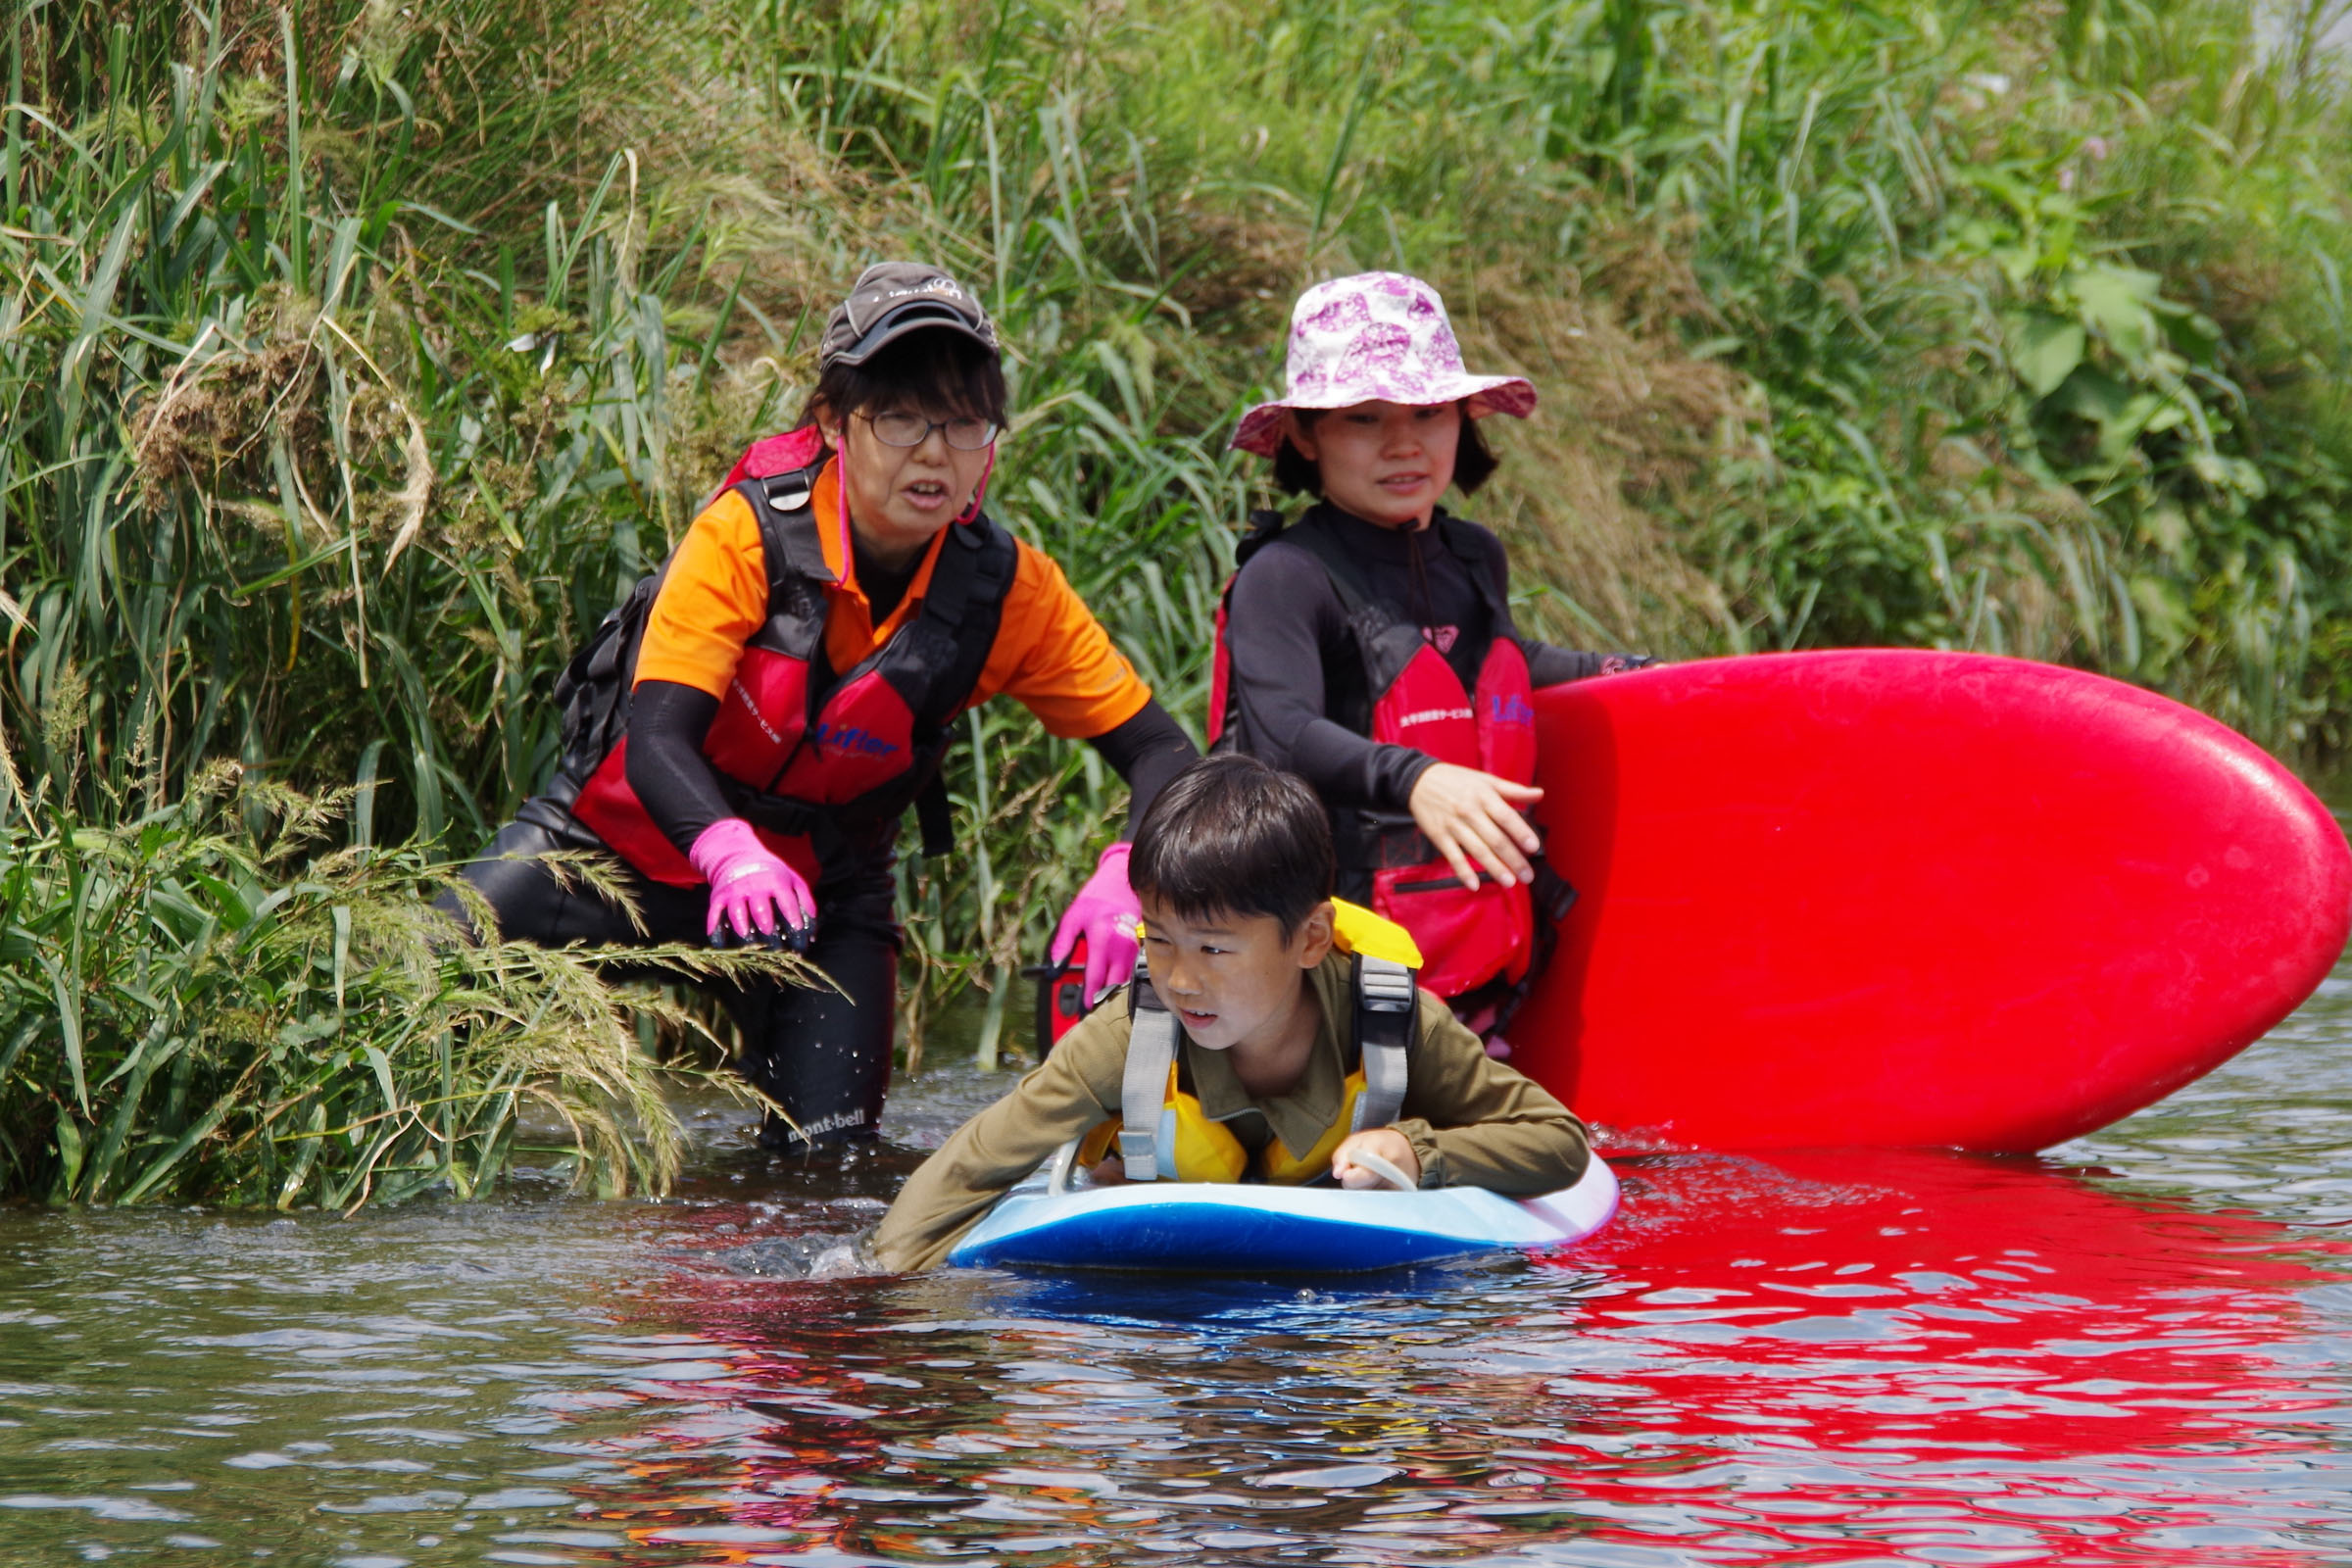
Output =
[
  {"x1": 1050, "y1": 841, "x2": 1142, "y2": 1004},
  {"x1": 1406, "y1": 761, "x2": 1544, "y2": 890},
  {"x1": 689, "y1": 818, "x2": 817, "y2": 952}
]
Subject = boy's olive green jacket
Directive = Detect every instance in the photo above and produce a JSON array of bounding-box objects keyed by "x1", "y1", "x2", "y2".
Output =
[{"x1": 871, "y1": 950, "x2": 1591, "y2": 1271}]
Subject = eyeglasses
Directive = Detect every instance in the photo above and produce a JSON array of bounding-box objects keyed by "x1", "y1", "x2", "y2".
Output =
[{"x1": 860, "y1": 411, "x2": 999, "y2": 451}]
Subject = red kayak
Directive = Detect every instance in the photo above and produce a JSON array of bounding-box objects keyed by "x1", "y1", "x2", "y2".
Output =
[{"x1": 1509, "y1": 650, "x2": 2351, "y2": 1153}]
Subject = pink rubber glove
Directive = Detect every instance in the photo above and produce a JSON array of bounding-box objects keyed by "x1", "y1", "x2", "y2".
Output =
[
  {"x1": 1050, "y1": 841, "x2": 1141, "y2": 1004},
  {"x1": 688, "y1": 818, "x2": 816, "y2": 951}
]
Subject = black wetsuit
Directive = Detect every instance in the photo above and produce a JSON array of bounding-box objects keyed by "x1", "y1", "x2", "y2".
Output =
[{"x1": 1220, "y1": 504, "x2": 1623, "y2": 846}]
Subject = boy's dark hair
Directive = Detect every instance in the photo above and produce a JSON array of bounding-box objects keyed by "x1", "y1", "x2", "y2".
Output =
[
  {"x1": 1272, "y1": 402, "x2": 1498, "y2": 498},
  {"x1": 1131, "y1": 755, "x2": 1335, "y2": 938},
  {"x1": 797, "y1": 327, "x2": 1009, "y2": 433}
]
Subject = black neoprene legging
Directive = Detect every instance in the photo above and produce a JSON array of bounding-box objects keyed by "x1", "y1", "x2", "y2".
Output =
[{"x1": 450, "y1": 797, "x2": 902, "y2": 1153}]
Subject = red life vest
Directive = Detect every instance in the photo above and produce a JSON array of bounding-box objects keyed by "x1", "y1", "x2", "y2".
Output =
[
  {"x1": 554, "y1": 426, "x2": 1016, "y2": 887},
  {"x1": 1207, "y1": 510, "x2": 1546, "y2": 1002}
]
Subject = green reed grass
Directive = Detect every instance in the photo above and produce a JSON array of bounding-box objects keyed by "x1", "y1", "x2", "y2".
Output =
[
  {"x1": 0, "y1": 1, "x2": 723, "y2": 844},
  {"x1": 0, "y1": 696, "x2": 804, "y2": 1206}
]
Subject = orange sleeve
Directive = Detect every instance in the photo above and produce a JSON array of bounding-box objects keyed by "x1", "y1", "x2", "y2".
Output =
[
  {"x1": 969, "y1": 540, "x2": 1152, "y2": 738},
  {"x1": 633, "y1": 489, "x2": 769, "y2": 697}
]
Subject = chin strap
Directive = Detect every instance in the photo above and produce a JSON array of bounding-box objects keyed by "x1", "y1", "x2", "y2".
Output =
[{"x1": 955, "y1": 442, "x2": 997, "y2": 526}]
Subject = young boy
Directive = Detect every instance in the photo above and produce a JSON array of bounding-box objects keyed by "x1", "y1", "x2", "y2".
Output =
[{"x1": 871, "y1": 754, "x2": 1589, "y2": 1272}]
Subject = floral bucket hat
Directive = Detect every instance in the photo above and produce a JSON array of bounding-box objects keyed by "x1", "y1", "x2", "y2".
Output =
[{"x1": 1231, "y1": 272, "x2": 1538, "y2": 458}]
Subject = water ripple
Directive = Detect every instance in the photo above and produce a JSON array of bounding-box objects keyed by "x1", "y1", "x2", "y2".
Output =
[{"x1": 3, "y1": 970, "x2": 2352, "y2": 1564}]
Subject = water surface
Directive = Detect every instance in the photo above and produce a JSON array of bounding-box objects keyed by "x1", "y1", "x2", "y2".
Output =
[{"x1": 5, "y1": 970, "x2": 2351, "y2": 1566}]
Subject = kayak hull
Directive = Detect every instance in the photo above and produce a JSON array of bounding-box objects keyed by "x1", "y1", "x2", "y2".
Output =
[
  {"x1": 1512, "y1": 650, "x2": 2352, "y2": 1152},
  {"x1": 948, "y1": 1156, "x2": 1619, "y2": 1273}
]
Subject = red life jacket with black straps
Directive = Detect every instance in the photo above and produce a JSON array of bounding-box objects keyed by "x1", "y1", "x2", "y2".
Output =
[
  {"x1": 1207, "y1": 509, "x2": 1572, "y2": 1006},
  {"x1": 550, "y1": 426, "x2": 1016, "y2": 887}
]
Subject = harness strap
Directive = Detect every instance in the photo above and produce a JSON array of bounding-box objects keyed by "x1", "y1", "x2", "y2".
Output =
[
  {"x1": 1478, "y1": 859, "x2": 1578, "y2": 1039},
  {"x1": 748, "y1": 469, "x2": 834, "y2": 588},
  {"x1": 1351, "y1": 953, "x2": 1415, "y2": 1134},
  {"x1": 733, "y1": 472, "x2": 831, "y2": 673},
  {"x1": 908, "y1": 518, "x2": 1016, "y2": 734},
  {"x1": 1530, "y1": 858, "x2": 1579, "y2": 925},
  {"x1": 1233, "y1": 509, "x2": 1290, "y2": 570},
  {"x1": 922, "y1": 520, "x2": 990, "y2": 632},
  {"x1": 1276, "y1": 513, "x2": 1469, "y2": 723},
  {"x1": 1119, "y1": 957, "x2": 1177, "y2": 1181},
  {"x1": 914, "y1": 774, "x2": 956, "y2": 859},
  {"x1": 1436, "y1": 514, "x2": 1517, "y2": 634},
  {"x1": 1278, "y1": 513, "x2": 1373, "y2": 618}
]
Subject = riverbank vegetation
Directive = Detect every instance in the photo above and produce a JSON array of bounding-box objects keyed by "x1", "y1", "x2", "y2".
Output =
[
  {"x1": 4, "y1": 0, "x2": 2349, "y2": 1200},
  {"x1": 0, "y1": 697, "x2": 794, "y2": 1205}
]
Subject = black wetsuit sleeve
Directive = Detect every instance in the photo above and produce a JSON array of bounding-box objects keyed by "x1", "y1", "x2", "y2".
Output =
[
  {"x1": 1526, "y1": 643, "x2": 1617, "y2": 685},
  {"x1": 1471, "y1": 526, "x2": 1641, "y2": 688},
  {"x1": 624, "y1": 679, "x2": 735, "y2": 858},
  {"x1": 1086, "y1": 698, "x2": 1199, "y2": 839},
  {"x1": 1223, "y1": 543, "x2": 1434, "y2": 811}
]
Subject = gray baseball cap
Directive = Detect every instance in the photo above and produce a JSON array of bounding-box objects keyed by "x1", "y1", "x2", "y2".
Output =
[{"x1": 818, "y1": 263, "x2": 999, "y2": 368}]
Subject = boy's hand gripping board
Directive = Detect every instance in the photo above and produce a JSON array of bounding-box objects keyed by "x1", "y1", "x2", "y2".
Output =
[{"x1": 1508, "y1": 650, "x2": 2352, "y2": 1153}]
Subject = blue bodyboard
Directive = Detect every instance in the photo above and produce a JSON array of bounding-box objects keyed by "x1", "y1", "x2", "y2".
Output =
[{"x1": 948, "y1": 1155, "x2": 1618, "y2": 1274}]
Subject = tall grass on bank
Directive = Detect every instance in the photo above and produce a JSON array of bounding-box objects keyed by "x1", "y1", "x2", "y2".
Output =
[
  {"x1": 2, "y1": 0, "x2": 729, "y2": 852},
  {"x1": 0, "y1": 693, "x2": 796, "y2": 1206},
  {"x1": 6, "y1": 0, "x2": 2352, "y2": 1131}
]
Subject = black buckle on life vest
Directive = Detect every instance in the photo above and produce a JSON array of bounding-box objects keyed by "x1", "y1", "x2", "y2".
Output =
[
  {"x1": 735, "y1": 467, "x2": 835, "y2": 591},
  {"x1": 755, "y1": 470, "x2": 813, "y2": 516},
  {"x1": 1530, "y1": 858, "x2": 1579, "y2": 925}
]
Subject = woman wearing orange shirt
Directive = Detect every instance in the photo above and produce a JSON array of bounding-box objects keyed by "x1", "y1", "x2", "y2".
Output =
[{"x1": 452, "y1": 266, "x2": 1196, "y2": 1153}]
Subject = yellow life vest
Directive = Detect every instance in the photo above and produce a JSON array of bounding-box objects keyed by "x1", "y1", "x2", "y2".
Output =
[{"x1": 1077, "y1": 901, "x2": 1421, "y2": 1186}]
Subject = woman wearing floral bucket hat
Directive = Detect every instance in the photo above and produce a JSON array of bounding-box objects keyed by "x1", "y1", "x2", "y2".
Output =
[{"x1": 1207, "y1": 272, "x2": 1652, "y2": 1053}]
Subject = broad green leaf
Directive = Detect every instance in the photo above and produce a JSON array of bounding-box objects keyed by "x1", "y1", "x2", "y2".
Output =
[
  {"x1": 54, "y1": 1116, "x2": 84, "y2": 1199},
  {"x1": 2072, "y1": 264, "x2": 2164, "y2": 366},
  {"x1": 39, "y1": 955, "x2": 87, "y2": 1112},
  {"x1": 275, "y1": 1100, "x2": 329, "y2": 1211},
  {"x1": 2010, "y1": 312, "x2": 2084, "y2": 398},
  {"x1": 364, "y1": 1044, "x2": 400, "y2": 1113},
  {"x1": 2052, "y1": 366, "x2": 2136, "y2": 426}
]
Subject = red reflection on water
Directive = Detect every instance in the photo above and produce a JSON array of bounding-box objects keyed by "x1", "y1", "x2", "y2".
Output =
[
  {"x1": 1504, "y1": 1149, "x2": 2347, "y2": 1564},
  {"x1": 576, "y1": 1152, "x2": 2351, "y2": 1566}
]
